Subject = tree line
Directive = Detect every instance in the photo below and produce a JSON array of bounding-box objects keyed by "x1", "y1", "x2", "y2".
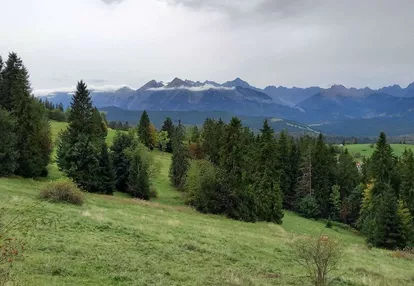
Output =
[{"x1": 158, "y1": 117, "x2": 413, "y2": 249}]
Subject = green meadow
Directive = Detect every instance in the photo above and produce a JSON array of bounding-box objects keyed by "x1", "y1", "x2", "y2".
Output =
[{"x1": 0, "y1": 122, "x2": 413, "y2": 285}]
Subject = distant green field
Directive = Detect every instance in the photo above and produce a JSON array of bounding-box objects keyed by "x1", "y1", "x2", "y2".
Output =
[
  {"x1": 344, "y1": 144, "x2": 414, "y2": 161},
  {"x1": 0, "y1": 122, "x2": 412, "y2": 285}
]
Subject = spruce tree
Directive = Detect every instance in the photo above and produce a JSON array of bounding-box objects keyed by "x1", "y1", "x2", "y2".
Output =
[
  {"x1": 400, "y1": 149, "x2": 414, "y2": 216},
  {"x1": 7, "y1": 55, "x2": 52, "y2": 177},
  {"x1": 219, "y1": 117, "x2": 256, "y2": 221},
  {"x1": 110, "y1": 132, "x2": 135, "y2": 192},
  {"x1": 67, "y1": 81, "x2": 94, "y2": 140},
  {"x1": 0, "y1": 108, "x2": 18, "y2": 176},
  {"x1": 312, "y1": 134, "x2": 336, "y2": 218},
  {"x1": 98, "y1": 143, "x2": 115, "y2": 195},
  {"x1": 276, "y1": 130, "x2": 291, "y2": 209},
  {"x1": 371, "y1": 132, "x2": 393, "y2": 185},
  {"x1": 127, "y1": 148, "x2": 150, "y2": 200},
  {"x1": 169, "y1": 120, "x2": 189, "y2": 189},
  {"x1": 337, "y1": 149, "x2": 360, "y2": 199},
  {"x1": 138, "y1": 110, "x2": 151, "y2": 148},
  {"x1": 57, "y1": 81, "x2": 110, "y2": 193},
  {"x1": 0, "y1": 53, "x2": 23, "y2": 111},
  {"x1": 201, "y1": 118, "x2": 224, "y2": 166},
  {"x1": 287, "y1": 137, "x2": 300, "y2": 210},
  {"x1": 161, "y1": 117, "x2": 174, "y2": 152},
  {"x1": 254, "y1": 119, "x2": 283, "y2": 223},
  {"x1": 371, "y1": 185, "x2": 406, "y2": 249}
]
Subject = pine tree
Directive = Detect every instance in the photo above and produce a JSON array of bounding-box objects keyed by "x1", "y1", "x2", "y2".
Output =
[
  {"x1": 371, "y1": 185, "x2": 406, "y2": 249},
  {"x1": 312, "y1": 134, "x2": 336, "y2": 218},
  {"x1": 276, "y1": 130, "x2": 291, "y2": 209},
  {"x1": 57, "y1": 81, "x2": 109, "y2": 193},
  {"x1": 67, "y1": 81, "x2": 94, "y2": 140},
  {"x1": 169, "y1": 120, "x2": 189, "y2": 189},
  {"x1": 0, "y1": 108, "x2": 18, "y2": 176},
  {"x1": 219, "y1": 117, "x2": 256, "y2": 221},
  {"x1": 254, "y1": 119, "x2": 283, "y2": 223},
  {"x1": 98, "y1": 143, "x2": 115, "y2": 195},
  {"x1": 127, "y1": 148, "x2": 150, "y2": 200},
  {"x1": 7, "y1": 55, "x2": 52, "y2": 177},
  {"x1": 201, "y1": 118, "x2": 224, "y2": 165},
  {"x1": 110, "y1": 131, "x2": 135, "y2": 192},
  {"x1": 286, "y1": 137, "x2": 300, "y2": 210},
  {"x1": 371, "y1": 132, "x2": 394, "y2": 185},
  {"x1": 161, "y1": 117, "x2": 174, "y2": 152},
  {"x1": 337, "y1": 149, "x2": 360, "y2": 199},
  {"x1": 138, "y1": 110, "x2": 151, "y2": 148},
  {"x1": 0, "y1": 53, "x2": 23, "y2": 111},
  {"x1": 400, "y1": 149, "x2": 414, "y2": 216}
]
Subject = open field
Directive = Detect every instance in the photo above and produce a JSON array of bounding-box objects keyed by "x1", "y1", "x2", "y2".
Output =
[
  {"x1": 0, "y1": 122, "x2": 413, "y2": 285},
  {"x1": 344, "y1": 144, "x2": 414, "y2": 161}
]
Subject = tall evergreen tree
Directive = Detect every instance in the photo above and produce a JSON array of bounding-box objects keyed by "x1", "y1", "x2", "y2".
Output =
[
  {"x1": 57, "y1": 81, "x2": 111, "y2": 193},
  {"x1": 0, "y1": 53, "x2": 23, "y2": 111},
  {"x1": 110, "y1": 132, "x2": 135, "y2": 192},
  {"x1": 98, "y1": 143, "x2": 115, "y2": 195},
  {"x1": 67, "y1": 81, "x2": 94, "y2": 139},
  {"x1": 371, "y1": 185, "x2": 406, "y2": 249},
  {"x1": 201, "y1": 118, "x2": 225, "y2": 166},
  {"x1": 286, "y1": 137, "x2": 300, "y2": 210},
  {"x1": 371, "y1": 132, "x2": 394, "y2": 185},
  {"x1": 5, "y1": 54, "x2": 52, "y2": 177},
  {"x1": 219, "y1": 117, "x2": 256, "y2": 221},
  {"x1": 128, "y1": 147, "x2": 150, "y2": 199},
  {"x1": 161, "y1": 117, "x2": 174, "y2": 152},
  {"x1": 169, "y1": 120, "x2": 189, "y2": 189},
  {"x1": 400, "y1": 149, "x2": 414, "y2": 216},
  {"x1": 0, "y1": 108, "x2": 18, "y2": 176},
  {"x1": 254, "y1": 119, "x2": 283, "y2": 223},
  {"x1": 337, "y1": 149, "x2": 360, "y2": 199},
  {"x1": 138, "y1": 110, "x2": 152, "y2": 148},
  {"x1": 312, "y1": 134, "x2": 336, "y2": 217},
  {"x1": 276, "y1": 130, "x2": 291, "y2": 209}
]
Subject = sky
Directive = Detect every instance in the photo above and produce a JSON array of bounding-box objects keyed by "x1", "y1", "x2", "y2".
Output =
[{"x1": 1, "y1": 0, "x2": 414, "y2": 92}]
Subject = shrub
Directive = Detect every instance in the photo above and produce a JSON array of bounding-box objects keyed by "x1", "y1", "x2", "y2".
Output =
[
  {"x1": 290, "y1": 235, "x2": 343, "y2": 286},
  {"x1": 354, "y1": 152, "x2": 361, "y2": 158},
  {"x1": 39, "y1": 179, "x2": 84, "y2": 205}
]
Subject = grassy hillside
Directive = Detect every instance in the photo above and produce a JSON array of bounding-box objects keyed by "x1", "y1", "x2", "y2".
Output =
[
  {"x1": 344, "y1": 143, "x2": 414, "y2": 160},
  {"x1": 0, "y1": 122, "x2": 413, "y2": 285}
]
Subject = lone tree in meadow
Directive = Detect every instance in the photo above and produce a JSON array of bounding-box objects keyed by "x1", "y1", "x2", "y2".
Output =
[{"x1": 57, "y1": 81, "x2": 114, "y2": 193}]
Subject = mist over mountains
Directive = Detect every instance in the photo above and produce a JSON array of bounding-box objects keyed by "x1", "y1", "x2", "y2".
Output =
[{"x1": 38, "y1": 78, "x2": 414, "y2": 136}]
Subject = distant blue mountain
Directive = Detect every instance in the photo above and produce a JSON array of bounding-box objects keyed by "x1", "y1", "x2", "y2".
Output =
[{"x1": 38, "y1": 78, "x2": 414, "y2": 136}]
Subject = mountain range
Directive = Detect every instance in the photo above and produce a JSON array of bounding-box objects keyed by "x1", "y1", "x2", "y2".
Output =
[{"x1": 39, "y1": 78, "x2": 414, "y2": 136}]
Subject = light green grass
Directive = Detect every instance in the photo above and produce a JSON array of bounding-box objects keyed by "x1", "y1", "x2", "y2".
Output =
[
  {"x1": 344, "y1": 144, "x2": 414, "y2": 162},
  {"x1": 0, "y1": 122, "x2": 412, "y2": 285}
]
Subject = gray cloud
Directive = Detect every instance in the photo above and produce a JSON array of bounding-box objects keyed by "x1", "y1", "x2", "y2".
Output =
[
  {"x1": 162, "y1": 0, "x2": 322, "y2": 19},
  {"x1": 101, "y1": 0, "x2": 124, "y2": 4},
  {"x1": 1, "y1": 0, "x2": 414, "y2": 91}
]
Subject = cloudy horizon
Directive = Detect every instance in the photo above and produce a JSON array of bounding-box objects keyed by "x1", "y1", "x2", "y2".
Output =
[{"x1": 1, "y1": 0, "x2": 414, "y2": 91}]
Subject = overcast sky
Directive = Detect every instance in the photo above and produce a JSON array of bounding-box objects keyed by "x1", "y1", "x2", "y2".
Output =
[{"x1": 1, "y1": 0, "x2": 414, "y2": 91}]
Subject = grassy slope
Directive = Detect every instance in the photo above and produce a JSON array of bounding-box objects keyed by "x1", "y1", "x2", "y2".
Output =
[
  {"x1": 345, "y1": 144, "x2": 414, "y2": 161},
  {"x1": 0, "y1": 122, "x2": 413, "y2": 285}
]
